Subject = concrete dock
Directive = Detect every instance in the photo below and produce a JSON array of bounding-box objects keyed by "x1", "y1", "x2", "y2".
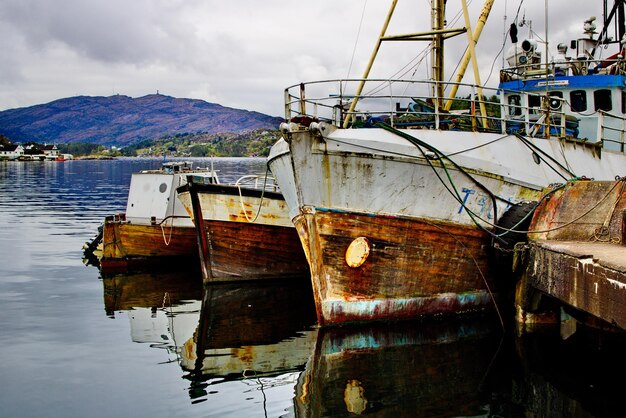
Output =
[{"x1": 516, "y1": 179, "x2": 626, "y2": 330}]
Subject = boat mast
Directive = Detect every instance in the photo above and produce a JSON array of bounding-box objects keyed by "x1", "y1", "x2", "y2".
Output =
[
  {"x1": 342, "y1": 0, "x2": 465, "y2": 128},
  {"x1": 432, "y1": 0, "x2": 446, "y2": 102},
  {"x1": 342, "y1": 0, "x2": 399, "y2": 128},
  {"x1": 444, "y1": 0, "x2": 494, "y2": 111}
]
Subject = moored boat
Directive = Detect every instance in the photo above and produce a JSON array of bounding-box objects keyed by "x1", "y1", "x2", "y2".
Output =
[
  {"x1": 176, "y1": 173, "x2": 309, "y2": 282},
  {"x1": 94, "y1": 161, "x2": 219, "y2": 272},
  {"x1": 268, "y1": 1, "x2": 626, "y2": 325}
]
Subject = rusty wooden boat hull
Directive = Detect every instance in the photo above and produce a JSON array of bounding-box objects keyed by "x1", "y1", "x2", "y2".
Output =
[
  {"x1": 177, "y1": 181, "x2": 309, "y2": 281},
  {"x1": 100, "y1": 219, "x2": 199, "y2": 271},
  {"x1": 197, "y1": 218, "x2": 309, "y2": 280},
  {"x1": 295, "y1": 207, "x2": 496, "y2": 325}
]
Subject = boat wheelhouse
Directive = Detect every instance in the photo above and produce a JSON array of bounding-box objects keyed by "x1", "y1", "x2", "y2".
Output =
[{"x1": 499, "y1": 15, "x2": 626, "y2": 149}]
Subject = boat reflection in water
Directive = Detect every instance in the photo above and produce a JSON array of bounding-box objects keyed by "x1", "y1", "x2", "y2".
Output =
[
  {"x1": 101, "y1": 269, "x2": 204, "y2": 364},
  {"x1": 98, "y1": 267, "x2": 624, "y2": 416},
  {"x1": 101, "y1": 268, "x2": 203, "y2": 316},
  {"x1": 182, "y1": 279, "x2": 318, "y2": 402},
  {"x1": 295, "y1": 319, "x2": 503, "y2": 417}
]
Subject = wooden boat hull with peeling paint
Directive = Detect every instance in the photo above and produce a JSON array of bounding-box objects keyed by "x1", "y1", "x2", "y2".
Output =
[
  {"x1": 268, "y1": 124, "x2": 626, "y2": 325},
  {"x1": 293, "y1": 207, "x2": 496, "y2": 325},
  {"x1": 93, "y1": 161, "x2": 219, "y2": 272},
  {"x1": 100, "y1": 218, "x2": 199, "y2": 271},
  {"x1": 177, "y1": 182, "x2": 309, "y2": 281}
]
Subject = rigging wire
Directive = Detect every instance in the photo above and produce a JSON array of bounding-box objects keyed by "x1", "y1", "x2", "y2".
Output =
[
  {"x1": 513, "y1": 133, "x2": 576, "y2": 179},
  {"x1": 325, "y1": 121, "x2": 583, "y2": 237},
  {"x1": 363, "y1": 1, "x2": 473, "y2": 98},
  {"x1": 374, "y1": 121, "x2": 502, "y2": 233},
  {"x1": 345, "y1": 0, "x2": 369, "y2": 88}
]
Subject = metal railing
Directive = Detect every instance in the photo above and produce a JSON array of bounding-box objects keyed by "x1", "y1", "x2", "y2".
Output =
[
  {"x1": 284, "y1": 79, "x2": 577, "y2": 139},
  {"x1": 598, "y1": 110, "x2": 626, "y2": 152},
  {"x1": 234, "y1": 174, "x2": 280, "y2": 193},
  {"x1": 500, "y1": 58, "x2": 626, "y2": 81}
]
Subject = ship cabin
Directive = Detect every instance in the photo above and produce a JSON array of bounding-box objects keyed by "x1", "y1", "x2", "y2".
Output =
[{"x1": 499, "y1": 16, "x2": 626, "y2": 152}]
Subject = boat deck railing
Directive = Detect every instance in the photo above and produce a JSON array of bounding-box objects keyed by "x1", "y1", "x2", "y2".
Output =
[
  {"x1": 284, "y1": 79, "x2": 579, "y2": 140},
  {"x1": 500, "y1": 57, "x2": 626, "y2": 81},
  {"x1": 598, "y1": 110, "x2": 626, "y2": 152},
  {"x1": 234, "y1": 174, "x2": 280, "y2": 193}
]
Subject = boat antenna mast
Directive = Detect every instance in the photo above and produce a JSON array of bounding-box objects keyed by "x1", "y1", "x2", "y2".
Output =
[{"x1": 342, "y1": 0, "x2": 466, "y2": 128}]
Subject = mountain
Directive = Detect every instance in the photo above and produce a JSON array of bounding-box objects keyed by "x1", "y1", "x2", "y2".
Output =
[{"x1": 0, "y1": 94, "x2": 283, "y2": 146}]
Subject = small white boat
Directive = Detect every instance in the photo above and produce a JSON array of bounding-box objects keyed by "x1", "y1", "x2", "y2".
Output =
[{"x1": 89, "y1": 161, "x2": 219, "y2": 271}]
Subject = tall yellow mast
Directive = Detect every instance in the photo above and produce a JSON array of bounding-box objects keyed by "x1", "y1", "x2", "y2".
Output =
[
  {"x1": 342, "y1": 0, "x2": 399, "y2": 128},
  {"x1": 444, "y1": 0, "x2": 494, "y2": 111}
]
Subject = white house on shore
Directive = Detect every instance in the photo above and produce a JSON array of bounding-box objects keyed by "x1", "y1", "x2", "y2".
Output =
[{"x1": 0, "y1": 144, "x2": 24, "y2": 160}]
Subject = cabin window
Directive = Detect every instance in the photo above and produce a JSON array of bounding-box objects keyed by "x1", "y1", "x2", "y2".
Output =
[
  {"x1": 508, "y1": 95, "x2": 521, "y2": 116},
  {"x1": 622, "y1": 90, "x2": 626, "y2": 114},
  {"x1": 528, "y1": 95, "x2": 541, "y2": 108},
  {"x1": 594, "y1": 89, "x2": 612, "y2": 112},
  {"x1": 569, "y1": 90, "x2": 587, "y2": 112},
  {"x1": 570, "y1": 90, "x2": 587, "y2": 112}
]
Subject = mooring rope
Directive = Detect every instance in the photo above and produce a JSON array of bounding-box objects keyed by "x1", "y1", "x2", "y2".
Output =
[
  {"x1": 592, "y1": 178, "x2": 626, "y2": 243},
  {"x1": 422, "y1": 217, "x2": 505, "y2": 331},
  {"x1": 160, "y1": 179, "x2": 179, "y2": 246},
  {"x1": 236, "y1": 167, "x2": 270, "y2": 223}
]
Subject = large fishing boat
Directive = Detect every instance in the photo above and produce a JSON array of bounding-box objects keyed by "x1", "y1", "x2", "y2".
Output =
[{"x1": 268, "y1": 1, "x2": 626, "y2": 325}]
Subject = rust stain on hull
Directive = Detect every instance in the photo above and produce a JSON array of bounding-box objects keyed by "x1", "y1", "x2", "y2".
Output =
[
  {"x1": 294, "y1": 208, "x2": 497, "y2": 325},
  {"x1": 201, "y1": 220, "x2": 309, "y2": 282},
  {"x1": 101, "y1": 221, "x2": 198, "y2": 270}
]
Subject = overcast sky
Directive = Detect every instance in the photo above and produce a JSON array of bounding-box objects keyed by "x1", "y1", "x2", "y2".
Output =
[{"x1": 0, "y1": 1, "x2": 609, "y2": 117}]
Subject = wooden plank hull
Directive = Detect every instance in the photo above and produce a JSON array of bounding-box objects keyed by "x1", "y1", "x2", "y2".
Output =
[
  {"x1": 269, "y1": 117, "x2": 626, "y2": 325},
  {"x1": 101, "y1": 220, "x2": 199, "y2": 271},
  {"x1": 200, "y1": 219, "x2": 309, "y2": 281},
  {"x1": 295, "y1": 208, "x2": 497, "y2": 325},
  {"x1": 177, "y1": 183, "x2": 309, "y2": 282}
]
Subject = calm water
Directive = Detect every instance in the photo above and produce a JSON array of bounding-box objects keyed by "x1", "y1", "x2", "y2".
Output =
[{"x1": 1, "y1": 157, "x2": 624, "y2": 417}]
